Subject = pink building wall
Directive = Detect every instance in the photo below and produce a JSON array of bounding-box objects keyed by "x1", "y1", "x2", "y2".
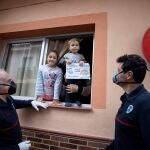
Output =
[{"x1": 0, "y1": 0, "x2": 150, "y2": 140}]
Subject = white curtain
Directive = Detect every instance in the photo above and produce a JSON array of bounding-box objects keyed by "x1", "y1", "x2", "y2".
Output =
[
  {"x1": 47, "y1": 39, "x2": 69, "y2": 62},
  {"x1": 6, "y1": 41, "x2": 42, "y2": 97}
]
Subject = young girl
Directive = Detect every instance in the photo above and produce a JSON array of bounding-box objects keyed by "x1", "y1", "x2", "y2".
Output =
[
  {"x1": 36, "y1": 50, "x2": 63, "y2": 104},
  {"x1": 60, "y1": 38, "x2": 85, "y2": 107}
]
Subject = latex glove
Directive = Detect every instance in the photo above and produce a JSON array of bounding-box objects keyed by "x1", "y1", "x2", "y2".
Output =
[
  {"x1": 18, "y1": 141, "x2": 31, "y2": 150},
  {"x1": 31, "y1": 101, "x2": 50, "y2": 111}
]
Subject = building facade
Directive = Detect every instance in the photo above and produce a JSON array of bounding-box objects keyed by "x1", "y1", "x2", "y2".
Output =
[{"x1": 0, "y1": 0, "x2": 150, "y2": 149}]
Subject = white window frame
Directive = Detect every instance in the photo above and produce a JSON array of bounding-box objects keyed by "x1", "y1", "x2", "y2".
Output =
[
  {"x1": 1, "y1": 38, "x2": 47, "y2": 100},
  {"x1": 1, "y1": 32, "x2": 94, "y2": 109}
]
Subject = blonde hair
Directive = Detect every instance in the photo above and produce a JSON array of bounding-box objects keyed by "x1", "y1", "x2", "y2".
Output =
[{"x1": 68, "y1": 38, "x2": 80, "y2": 45}]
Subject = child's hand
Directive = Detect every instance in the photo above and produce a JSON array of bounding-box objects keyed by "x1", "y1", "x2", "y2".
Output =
[
  {"x1": 64, "y1": 74, "x2": 66, "y2": 79},
  {"x1": 36, "y1": 96, "x2": 43, "y2": 101},
  {"x1": 66, "y1": 84, "x2": 79, "y2": 93},
  {"x1": 79, "y1": 61, "x2": 85, "y2": 66},
  {"x1": 65, "y1": 59, "x2": 72, "y2": 64},
  {"x1": 52, "y1": 99, "x2": 62, "y2": 106}
]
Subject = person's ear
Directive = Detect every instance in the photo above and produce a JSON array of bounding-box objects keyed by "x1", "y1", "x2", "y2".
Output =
[{"x1": 126, "y1": 71, "x2": 133, "y2": 80}]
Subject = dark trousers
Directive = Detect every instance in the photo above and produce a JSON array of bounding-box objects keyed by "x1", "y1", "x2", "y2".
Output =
[{"x1": 65, "y1": 79, "x2": 82, "y2": 103}]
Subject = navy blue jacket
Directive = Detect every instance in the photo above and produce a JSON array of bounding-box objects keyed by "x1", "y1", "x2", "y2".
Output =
[
  {"x1": 106, "y1": 85, "x2": 150, "y2": 150},
  {"x1": 0, "y1": 96, "x2": 32, "y2": 150}
]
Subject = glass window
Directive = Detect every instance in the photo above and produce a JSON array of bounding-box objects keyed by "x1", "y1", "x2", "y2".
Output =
[
  {"x1": 2, "y1": 41, "x2": 43, "y2": 97},
  {"x1": 1, "y1": 33, "x2": 93, "y2": 107}
]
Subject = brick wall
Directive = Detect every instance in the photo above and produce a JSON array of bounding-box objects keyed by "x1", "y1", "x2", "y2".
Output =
[{"x1": 22, "y1": 127, "x2": 112, "y2": 150}]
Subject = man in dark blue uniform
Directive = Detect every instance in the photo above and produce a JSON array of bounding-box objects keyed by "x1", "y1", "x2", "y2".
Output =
[
  {"x1": 106, "y1": 54, "x2": 150, "y2": 150},
  {"x1": 0, "y1": 69, "x2": 49, "y2": 150}
]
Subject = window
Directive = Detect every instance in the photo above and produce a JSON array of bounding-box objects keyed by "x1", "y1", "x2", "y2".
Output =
[
  {"x1": 46, "y1": 34, "x2": 93, "y2": 105},
  {"x1": 1, "y1": 40, "x2": 44, "y2": 99},
  {"x1": 1, "y1": 33, "x2": 93, "y2": 107}
]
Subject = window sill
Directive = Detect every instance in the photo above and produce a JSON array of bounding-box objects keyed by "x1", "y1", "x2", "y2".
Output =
[
  {"x1": 13, "y1": 96, "x2": 92, "y2": 111},
  {"x1": 48, "y1": 102, "x2": 92, "y2": 111}
]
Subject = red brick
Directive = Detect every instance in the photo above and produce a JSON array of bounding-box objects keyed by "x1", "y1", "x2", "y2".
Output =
[
  {"x1": 88, "y1": 141, "x2": 108, "y2": 148},
  {"x1": 27, "y1": 137, "x2": 42, "y2": 143},
  {"x1": 69, "y1": 138, "x2": 87, "y2": 146},
  {"x1": 30, "y1": 147, "x2": 42, "y2": 150},
  {"x1": 22, "y1": 131, "x2": 35, "y2": 137},
  {"x1": 35, "y1": 133, "x2": 50, "y2": 139},
  {"x1": 60, "y1": 142, "x2": 77, "y2": 149},
  {"x1": 43, "y1": 139, "x2": 59, "y2": 146},
  {"x1": 22, "y1": 128, "x2": 111, "y2": 150},
  {"x1": 50, "y1": 146, "x2": 68, "y2": 150},
  {"x1": 51, "y1": 135, "x2": 68, "y2": 142},
  {"x1": 34, "y1": 143, "x2": 49, "y2": 149},
  {"x1": 78, "y1": 146, "x2": 97, "y2": 150}
]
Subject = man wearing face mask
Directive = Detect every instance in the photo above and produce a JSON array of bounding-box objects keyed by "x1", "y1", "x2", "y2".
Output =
[
  {"x1": 0, "y1": 69, "x2": 50, "y2": 150},
  {"x1": 106, "y1": 54, "x2": 150, "y2": 150}
]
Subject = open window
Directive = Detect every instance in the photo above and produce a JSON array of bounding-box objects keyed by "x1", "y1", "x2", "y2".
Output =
[
  {"x1": 45, "y1": 34, "x2": 93, "y2": 105},
  {"x1": 1, "y1": 33, "x2": 93, "y2": 108}
]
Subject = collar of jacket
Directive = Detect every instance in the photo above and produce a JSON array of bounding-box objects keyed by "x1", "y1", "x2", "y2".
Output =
[
  {"x1": 0, "y1": 96, "x2": 13, "y2": 108},
  {"x1": 120, "y1": 84, "x2": 145, "y2": 102}
]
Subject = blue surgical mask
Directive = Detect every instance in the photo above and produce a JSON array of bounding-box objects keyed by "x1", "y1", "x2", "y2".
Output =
[{"x1": 112, "y1": 70, "x2": 123, "y2": 84}]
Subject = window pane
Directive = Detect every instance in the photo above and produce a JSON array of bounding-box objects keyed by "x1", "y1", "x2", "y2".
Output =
[{"x1": 5, "y1": 41, "x2": 42, "y2": 97}]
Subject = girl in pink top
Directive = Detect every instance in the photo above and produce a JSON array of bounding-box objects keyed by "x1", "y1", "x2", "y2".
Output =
[{"x1": 36, "y1": 50, "x2": 63, "y2": 104}]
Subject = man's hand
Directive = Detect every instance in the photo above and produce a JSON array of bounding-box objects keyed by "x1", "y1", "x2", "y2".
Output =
[
  {"x1": 31, "y1": 101, "x2": 50, "y2": 111},
  {"x1": 66, "y1": 84, "x2": 79, "y2": 93},
  {"x1": 18, "y1": 141, "x2": 31, "y2": 150}
]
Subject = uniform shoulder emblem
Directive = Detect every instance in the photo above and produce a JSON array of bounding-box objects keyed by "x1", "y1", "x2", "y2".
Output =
[{"x1": 126, "y1": 105, "x2": 134, "y2": 114}]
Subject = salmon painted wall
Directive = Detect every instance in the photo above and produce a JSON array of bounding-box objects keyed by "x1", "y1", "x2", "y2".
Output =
[{"x1": 0, "y1": 0, "x2": 150, "y2": 139}]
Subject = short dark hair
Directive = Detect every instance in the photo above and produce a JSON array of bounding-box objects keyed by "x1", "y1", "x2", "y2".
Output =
[{"x1": 117, "y1": 54, "x2": 148, "y2": 83}]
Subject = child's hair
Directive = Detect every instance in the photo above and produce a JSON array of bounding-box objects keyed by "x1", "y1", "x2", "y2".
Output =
[
  {"x1": 68, "y1": 38, "x2": 80, "y2": 45},
  {"x1": 48, "y1": 50, "x2": 59, "y2": 59}
]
